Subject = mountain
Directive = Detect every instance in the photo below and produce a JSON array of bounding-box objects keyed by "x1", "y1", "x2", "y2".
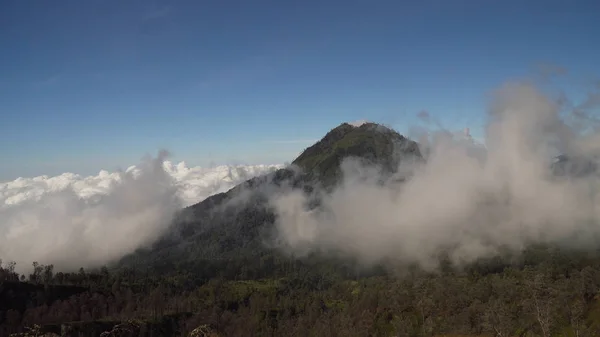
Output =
[
  {"x1": 116, "y1": 122, "x2": 423, "y2": 275},
  {"x1": 117, "y1": 123, "x2": 597, "y2": 276}
]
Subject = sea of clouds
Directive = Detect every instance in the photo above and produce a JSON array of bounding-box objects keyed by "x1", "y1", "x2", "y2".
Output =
[{"x1": 0, "y1": 152, "x2": 281, "y2": 273}]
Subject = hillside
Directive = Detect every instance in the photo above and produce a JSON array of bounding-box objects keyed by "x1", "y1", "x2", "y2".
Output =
[{"x1": 116, "y1": 122, "x2": 423, "y2": 274}]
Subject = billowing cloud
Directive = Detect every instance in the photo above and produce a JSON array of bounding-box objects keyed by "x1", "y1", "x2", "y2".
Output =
[
  {"x1": 0, "y1": 153, "x2": 281, "y2": 273},
  {"x1": 271, "y1": 80, "x2": 600, "y2": 271}
]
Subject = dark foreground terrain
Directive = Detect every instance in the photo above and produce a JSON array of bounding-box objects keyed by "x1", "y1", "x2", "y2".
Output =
[{"x1": 2, "y1": 123, "x2": 600, "y2": 337}]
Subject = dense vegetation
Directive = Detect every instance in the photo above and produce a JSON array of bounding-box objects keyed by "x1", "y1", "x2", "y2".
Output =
[
  {"x1": 291, "y1": 122, "x2": 422, "y2": 188},
  {"x1": 4, "y1": 246, "x2": 600, "y2": 336},
  {"x1": 3, "y1": 123, "x2": 600, "y2": 336}
]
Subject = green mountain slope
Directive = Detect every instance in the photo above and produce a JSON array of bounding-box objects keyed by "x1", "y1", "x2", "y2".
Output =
[
  {"x1": 116, "y1": 122, "x2": 423, "y2": 273},
  {"x1": 293, "y1": 122, "x2": 422, "y2": 187}
]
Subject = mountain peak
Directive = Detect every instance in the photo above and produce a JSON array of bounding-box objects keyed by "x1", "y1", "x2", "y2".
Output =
[{"x1": 291, "y1": 122, "x2": 422, "y2": 187}]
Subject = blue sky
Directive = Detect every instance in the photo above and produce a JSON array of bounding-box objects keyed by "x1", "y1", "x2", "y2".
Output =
[{"x1": 1, "y1": 0, "x2": 599, "y2": 180}]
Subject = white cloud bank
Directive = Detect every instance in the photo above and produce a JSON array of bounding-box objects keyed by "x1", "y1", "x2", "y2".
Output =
[
  {"x1": 0, "y1": 153, "x2": 282, "y2": 272},
  {"x1": 271, "y1": 81, "x2": 600, "y2": 271}
]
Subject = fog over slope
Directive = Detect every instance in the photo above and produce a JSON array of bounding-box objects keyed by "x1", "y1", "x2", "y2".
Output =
[
  {"x1": 271, "y1": 81, "x2": 600, "y2": 270},
  {"x1": 0, "y1": 152, "x2": 281, "y2": 273}
]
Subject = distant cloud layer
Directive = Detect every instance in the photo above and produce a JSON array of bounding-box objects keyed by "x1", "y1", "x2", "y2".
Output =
[
  {"x1": 1, "y1": 162, "x2": 282, "y2": 209},
  {"x1": 0, "y1": 157, "x2": 282, "y2": 272}
]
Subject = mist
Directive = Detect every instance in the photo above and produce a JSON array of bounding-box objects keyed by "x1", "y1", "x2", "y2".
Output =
[
  {"x1": 0, "y1": 150, "x2": 182, "y2": 273},
  {"x1": 270, "y1": 80, "x2": 600, "y2": 270}
]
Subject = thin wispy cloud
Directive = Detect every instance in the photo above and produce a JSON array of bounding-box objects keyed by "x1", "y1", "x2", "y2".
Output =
[
  {"x1": 535, "y1": 62, "x2": 568, "y2": 81},
  {"x1": 141, "y1": 6, "x2": 172, "y2": 21},
  {"x1": 32, "y1": 74, "x2": 62, "y2": 88},
  {"x1": 194, "y1": 62, "x2": 276, "y2": 91},
  {"x1": 138, "y1": 6, "x2": 173, "y2": 37},
  {"x1": 262, "y1": 139, "x2": 317, "y2": 145}
]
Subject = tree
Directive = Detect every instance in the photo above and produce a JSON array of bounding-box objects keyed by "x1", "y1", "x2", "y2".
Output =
[
  {"x1": 523, "y1": 269, "x2": 558, "y2": 337},
  {"x1": 29, "y1": 262, "x2": 43, "y2": 284},
  {"x1": 42, "y1": 265, "x2": 53, "y2": 285}
]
